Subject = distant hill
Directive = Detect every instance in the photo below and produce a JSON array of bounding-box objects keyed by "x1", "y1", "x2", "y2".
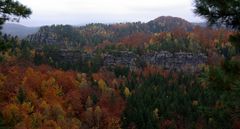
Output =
[
  {"x1": 1, "y1": 23, "x2": 39, "y2": 38},
  {"x1": 147, "y1": 16, "x2": 194, "y2": 32},
  {"x1": 27, "y1": 16, "x2": 197, "y2": 48}
]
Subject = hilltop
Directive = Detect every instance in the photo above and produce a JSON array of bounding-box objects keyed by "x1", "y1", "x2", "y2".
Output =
[{"x1": 27, "y1": 16, "x2": 198, "y2": 48}]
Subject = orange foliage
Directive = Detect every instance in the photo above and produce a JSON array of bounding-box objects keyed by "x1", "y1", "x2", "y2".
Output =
[
  {"x1": 64, "y1": 89, "x2": 83, "y2": 117},
  {"x1": 0, "y1": 64, "x2": 125, "y2": 129},
  {"x1": 98, "y1": 92, "x2": 125, "y2": 118},
  {"x1": 119, "y1": 32, "x2": 151, "y2": 48},
  {"x1": 192, "y1": 27, "x2": 232, "y2": 49},
  {"x1": 149, "y1": 32, "x2": 167, "y2": 44},
  {"x1": 92, "y1": 70, "x2": 116, "y2": 88}
]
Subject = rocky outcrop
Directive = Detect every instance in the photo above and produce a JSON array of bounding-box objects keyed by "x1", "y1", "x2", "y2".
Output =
[
  {"x1": 143, "y1": 51, "x2": 207, "y2": 71},
  {"x1": 103, "y1": 51, "x2": 138, "y2": 68},
  {"x1": 39, "y1": 49, "x2": 207, "y2": 71},
  {"x1": 42, "y1": 49, "x2": 83, "y2": 65},
  {"x1": 103, "y1": 51, "x2": 207, "y2": 71},
  {"x1": 27, "y1": 16, "x2": 196, "y2": 48}
]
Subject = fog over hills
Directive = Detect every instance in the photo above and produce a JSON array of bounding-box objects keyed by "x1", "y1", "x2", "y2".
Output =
[{"x1": 1, "y1": 23, "x2": 39, "y2": 38}]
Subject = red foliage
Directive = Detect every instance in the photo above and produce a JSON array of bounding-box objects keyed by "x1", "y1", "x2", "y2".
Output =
[
  {"x1": 192, "y1": 26, "x2": 232, "y2": 49},
  {"x1": 119, "y1": 32, "x2": 151, "y2": 48},
  {"x1": 0, "y1": 64, "x2": 126, "y2": 129},
  {"x1": 92, "y1": 70, "x2": 116, "y2": 88},
  {"x1": 98, "y1": 92, "x2": 125, "y2": 118},
  {"x1": 64, "y1": 89, "x2": 83, "y2": 117},
  {"x1": 51, "y1": 70, "x2": 77, "y2": 94},
  {"x1": 143, "y1": 65, "x2": 169, "y2": 78}
]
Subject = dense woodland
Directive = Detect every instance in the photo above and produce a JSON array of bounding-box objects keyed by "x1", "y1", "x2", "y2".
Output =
[
  {"x1": 0, "y1": 17, "x2": 240, "y2": 129},
  {"x1": 27, "y1": 16, "x2": 194, "y2": 48},
  {"x1": 0, "y1": 0, "x2": 240, "y2": 128}
]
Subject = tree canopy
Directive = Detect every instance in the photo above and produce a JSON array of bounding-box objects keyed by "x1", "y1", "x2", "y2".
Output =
[
  {"x1": 194, "y1": 0, "x2": 240, "y2": 31},
  {"x1": 0, "y1": 0, "x2": 31, "y2": 27}
]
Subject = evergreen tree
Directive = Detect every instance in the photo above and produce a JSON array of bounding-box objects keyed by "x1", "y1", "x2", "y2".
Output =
[
  {"x1": 194, "y1": 0, "x2": 240, "y2": 30},
  {"x1": 17, "y1": 87, "x2": 26, "y2": 104},
  {"x1": 194, "y1": 0, "x2": 240, "y2": 54},
  {"x1": 0, "y1": 0, "x2": 32, "y2": 28}
]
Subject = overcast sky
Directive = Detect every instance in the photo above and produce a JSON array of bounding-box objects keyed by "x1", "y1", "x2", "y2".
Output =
[{"x1": 16, "y1": 0, "x2": 204, "y2": 27}]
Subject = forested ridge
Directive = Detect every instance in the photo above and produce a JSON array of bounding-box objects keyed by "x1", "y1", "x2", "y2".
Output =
[
  {"x1": 0, "y1": 0, "x2": 240, "y2": 128},
  {"x1": 27, "y1": 16, "x2": 195, "y2": 48},
  {"x1": 0, "y1": 17, "x2": 239, "y2": 129}
]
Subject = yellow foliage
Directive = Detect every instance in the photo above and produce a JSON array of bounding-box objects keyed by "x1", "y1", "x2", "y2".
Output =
[
  {"x1": 76, "y1": 73, "x2": 82, "y2": 81},
  {"x1": 27, "y1": 91, "x2": 38, "y2": 104},
  {"x1": 94, "y1": 106, "x2": 102, "y2": 121},
  {"x1": 95, "y1": 106, "x2": 102, "y2": 127},
  {"x1": 106, "y1": 118, "x2": 122, "y2": 129},
  {"x1": 41, "y1": 77, "x2": 63, "y2": 98},
  {"x1": 46, "y1": 77, "x2": 57, "y2": 87},
  {"x1": 39, "y1": 100, "x2": 50, "y2": 116},
  {"x1": 98, "y1": 79, "x2": 107, "y2": 91},
  {"x1": 86, "y1": 96, "x2": 93, "y2": 108},
  {"x1": 41, "y1": 77, "x2": 57, "y2": 91},
  {"x1": 56, "y1": 126, "x2": 62, "y2": 129},
  {"x1": 149, "y1": 38, "x2": 155, "y2": 45},
  {"x1": 76, "y1": 73, "x2": 88, "y2": 87},
  {"x1": 30, "y1": 49, "x2": 36, "y2": 58},
  {"x1": 124, "y1": 87, "x2": 131, "y2": 97},
  {"x1": 21, "y1": 102, "x2": 34, "y2": 114}
]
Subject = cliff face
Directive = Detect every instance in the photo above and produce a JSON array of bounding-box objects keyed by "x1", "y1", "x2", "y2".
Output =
[
  {"x1": 144, "y1": 51, "x2": 207, "y2": 69},
  {"x1": 103, "y1": 51, "x2": 207, "y2": 71},
  {"x1": 46, "y1": 49, "x2": 83, "y2": 64},
  {"x1": 103, "y1": 51, "x2": 138, "y2": 68},
  {"x1": 43, "y1": 50, "x2": 207, "y2": 71}
]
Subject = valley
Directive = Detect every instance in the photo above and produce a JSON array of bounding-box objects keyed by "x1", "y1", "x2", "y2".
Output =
[{"x1": 0, "y1": 0, "x2": 239, "y2": 128}]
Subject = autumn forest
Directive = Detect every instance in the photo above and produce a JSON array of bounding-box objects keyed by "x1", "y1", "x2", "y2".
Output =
[{"x1": 0, "y1": 0, "x2": 240, "y2": 129}]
